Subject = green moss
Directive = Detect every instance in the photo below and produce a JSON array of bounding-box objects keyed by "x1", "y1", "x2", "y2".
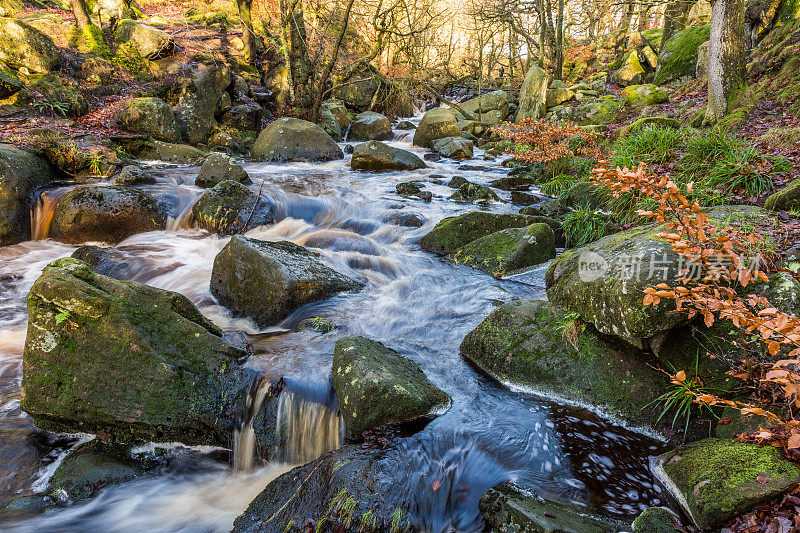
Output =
[
  {"x1": 655, "y1": 25, "x2": 711, "y2": 85},
  {"x1": 419, "y1": 212, "x2": 538, "y2": 256},
  {"x1": 452, "y1": 223, "x2": 556, "y2": 276}
]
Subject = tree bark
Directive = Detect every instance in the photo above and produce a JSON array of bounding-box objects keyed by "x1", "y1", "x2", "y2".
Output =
[
  {"x1": 280, "y1": 0, "x2": 314, "y2": 117},
  {"x1": 310, "y1": 0, "x2": 356, "y2": 123},
  {"x1": 237, "y1": 0, "x2": 255, "y2": 65},
  {"x1": 555, "y1": 0, "x2": 564, "y2": 79},
  {"x1": 704, "y1": 0, "x2": 746, "y2": 124}
]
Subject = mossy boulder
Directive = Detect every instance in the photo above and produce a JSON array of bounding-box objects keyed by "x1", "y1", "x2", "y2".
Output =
[
  {"x1": 114, "y1": 165, "x2": 156, "y2": 185},
  {"x1": 219, "y1": 103, "x2": 262, "y2": 132},
  {"x1": 0, "y1": 144, "x2": 57, "y2": 246},
  {"x1": 490, "y1": 176, "x2": 535, "y2": 191},
  {"x1": 319, "y1": 105, "x2": 342, "y2": 141},
  {"x1": 252, "y1": 117, "x2": 343, "y2": 162},
  {"x1": 765, "y1": 179, "x2": 800, "y2": 211},
  {"x1": 116, "y1": 97, "x2": 181, "y2": 143},
  {"x1": 0, "y1": 69, "x2": 23, "y2": 99},
  {"x1": 479, "y1": 482, "x2": 622, "y2": 533},
  {"x1": 450, "y1": 182, "x2": 498, "y2": 203},
  {"x1": 546, "y1": 87, "x2": 575, "y2": 108},
  {"x1": 413, "y1": 108, "x2": 461, "y2": 148},
  {"x1": 396, "y1": 180, "x2": 425, "y2": 198},
  {"x1": 49, "y1": 185, "x2": 169, "y2": 244},
  {"x1": 654, "y1": 25, "x2": 711, "y2": 86},
  {"x1": 620, "y1": 116, "x2": 681, "y2": 137},
  {"x1": 20, "y1": 258, "x2": 254, "y2": 445},
  {"x1": 631, "y1": 507, "x2": 683, "y2": 533},
  {"x1": 173, "y1": 62, "x2": 232, "y2": 146},
  {"x1": 133, "y1": 140, "x2": 206, "y2": 163},
  {"x1": 456, "y1": 90, "x2": 511, "y2": 124},
  {"x1": 31, "y1": 74, "x2": 89, "y2": 117},
  {"x1": 114, "y1": 19, "x2": 173, "y2": 59},
  {"x1": 516, "y1": 65, "x2": 548, "y2": 121},
  {"x1": 431, "y1": 136, "x2": 473, "y2": 159},
  {"x1": 622, "y1": 84, "x2": 669, "y2": 107},
  {"x1": 210, "y1": 236, "x2": 363, "y2": 327},
  {"x1": 420, "y1": 212, "x2": 539, "y2": 256},
  {"x1": 653, "y1": 438, "x2": 800, "y2": 529},
  {"x1": 349, "y1": 111, "x2": 393, "y2": 141},
  {"x1": 460, "y1": 300, "x2": 671, "y2": 428},
  {"x1": 612, "y1": 51, "x2": 646, "y2": 87},
  {"x1": 322, "y1": 99, "x2": 351, "y2": 130},
  {"x1": 0, "y1": 18, "x2": 60, "y2": 74},
  {"x1": 453, "y1": 223, "x2": 556, "y2": 276},
  {"x1": 332, "y1": 336, "x2": 450, "y2": 436},
  {"x1": 192, "y1": 180, "x2": 273, "y2": 234},
  {"x1": 195, "y1": 152, "x2": 250, "y2": 188},
  {"x1": 350, "y1": 141, "x2": 425, "y2": 171}
]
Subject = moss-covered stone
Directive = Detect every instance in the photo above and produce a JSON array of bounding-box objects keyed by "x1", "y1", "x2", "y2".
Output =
[
  {"x1": 31, "y1": 74, "x2": 89, "y2": 117},
  {"x1": 49, "y1": 185, "x2": 169, "y2": 244},
  {"x1": 456, "y1": 90, "x2": 511, "y2": 124},
  {"x1": 349, "y1": 111, "x2": 393, "y2": 141},
  {"x1": 322, "y1": 99, "x2": 351, "y2": 130},
  {"x1": 114, "y1": 19, "x2": 174, "y2": 59},
  {"x1": 332, "y1": 336, "x2": 450, "y2": 436},
  {"x1": 516, "y1": 66, "x2": 548, "y2": 121},
  {"x1": 296, "y1": 316, "x2": 336, "y2": 333},
  {"x1": 172, "y1": 62, "x2": 231, "y2": 146},
  {"x1": 631, "y1": 507, "x2": 683, "y2": 533},
  {"x1": 622, "y1": 84, "x2": 669, "y2": 107},
  {"x1": 413, "y1": 108, "x2": 460, "y2": 148},
  {"x1": 0, "y1": 18, "x2": 60, "y2": 74},
  {"x1": 21, "y1": 258, "x2": 255, "y2": 445},
  {"x1": 620, "y1": 116, "x2": 681, "y2": 137},
  {"x1": 461, "y1": 300, "x2": 677, "y2": 428},
  {"x1": 420, "y1": 212, "x2": 539, "y2": 255},
  {"x1": 0, "y1": 144, "x2": 57, "y2": 246},
  {"x1": 612, "y1": 51, "x2": 646, "y2": 87},
  {"x1": 765, "y1": 179, "x2": 800, "y2": 211},
  {"x1": 350, "y1": 141, "x2": 425, "y2": 171},
  {"x1": 210, "y1": 236, "x2": 363, "y2": 327},
  {"x1": 252, "y1": 117, "x2": 343, "y2": 162},
  {"x1": 116, "y1": 97, "x2": 181, "y2": 142},
  {"x1": 192, "y1": 180, "x2": 273, "y2": 234},
  {"x1": 653, "y1": 438, "x2": 800, "y2": 529},
  {"x1": 114, "y1": 165, "x2": 156, "y2": 186},
  {"x1": 490, "y1": 176, "x2": 535, "y2": 191},
  {"x1": 396, "y1": 180, "x2": 425, "y2": 197},
  {"x1": 196, "y1": 152, "x2": 250, "y2": 188},
  {"x1": 453, "y1": 223, "x2": 556, "y2": 276},
  {"x1": 655, "y1": 25, "x2": 711, "y2": 86},
  {"x1": 450, "y1": 182, "x2": 498, "y2": 202},
  {"x1": 0, "y1": 69, "x2": 23, "y2": 99}
]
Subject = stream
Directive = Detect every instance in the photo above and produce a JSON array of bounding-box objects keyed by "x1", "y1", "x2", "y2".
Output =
[{"x1": 0, "y1": 119, "x2": 671, "y2": 532}]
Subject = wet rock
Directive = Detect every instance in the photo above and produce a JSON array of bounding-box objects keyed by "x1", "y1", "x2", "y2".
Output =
[
  {"x1": 123, "y1": 140, "x2": 207, "y2": 163},
  {"x1": 0, "y1": 144, "x2": 57, "y2": 246},
  {"x1": 332, "y1": 336, "x2": 450, "y2": 436},
  {"x1": 622, "y1": 84, "x2": 669, "y2": 107},
  {"x1": 420, "y1": 212, "x2": 538, "y2": 256},
  {"x1": 490, "y1": 176, "x2": 534, "y2": 191},
  {"x1": 765, "y1": 179, "x2": 800, "y2": 212},
  {"x1": 319, "y1": 104, "x2": 342, "y2": 141},
  {"x1": 114, "y1": 165, "x2": 157, "y2": 185},
  {"x1": 251, "y1": 117, "x2": 343, "y2": 162},
  {"x1": 631, "y1": 507, "x2": 684, "y2": 533},
  {"x1": 396, "y1": 180, "x2": 426, "y2": 198},
  {"x1": 453, "y1": 223, "x2": 556, "y2": 276},
  {"x1": 350, "y1": 141, "x2": 425, "y2": 171},
  {"x1": 196, "y1": 152, "x2": 250, "y2": 188},
  {"x1": 516, "y1": 66, "x2": 548, "y2": 121},
  {"x1": 413, "y1": 108, "x2": 461, "y2": 148},
  {"x1": 114, "y1": 19, "x2": 173, "y2": 58},
  {"x1": 511, "y1": 191, "x2": 545, "y2": 206},
  {"x1": 210, "y1": 236, "x2": 363, "y2": 327},
  {"x1": 49, "y1": 442, "x2": 150, "y2": 501},
  {"x1": 480, "y1": 482, "x2": 622, "y2": 533},
  {"x1": 116, "y1": 97, "x2": 181, "y2": 143},
  {"x1": 447, "y1": 175, "x2": 469, "y2": 188},
  {"x1": 460, "y1": 300, "x2": 670, "y2": 427},
  {"x1": 423, "y1": 152, "x2": 441, "y2": 161},
  {"x1": 382, "y1": 211, "x2": 425, "y2": 228},
  {"x1": 450, "y1": 182, "x2": 498, "y2": 203},
  {"x1": 21, "y1": 258, "x2": 254, "y2": 445},
  {"x1": 0, "y1": 18, "x2": 60, "y2": 74},
  {"x1": 431, "y1": 136, "x2": 473, "y2": 160},
  {"x1": 396, "y1": 120, "x2": 416, "y2": 130},
  {"x1": 71, "y1": 244, "x2": 152, "y2": 280},
  {"x1": 349, "y1": 111, "x2": 393, "y2": 141},
  {"x1": 192, "y1": 180, "x2": 273, "y2": 234},
  {"x1": 652, "y1": 438, "x2": 800, "y2": 529},
  {"x1": 343, "y1": 144, "x2": 354, "y2": 154},
  {"x1": 322, "y1": 99, "x2": 351, "y2": 130},
  {"x1": 49, "y1": 185, "x2": 169, "y2": 244},
  {"x1": 297, "y1": 316, "x2": 336, "y2": 333}
]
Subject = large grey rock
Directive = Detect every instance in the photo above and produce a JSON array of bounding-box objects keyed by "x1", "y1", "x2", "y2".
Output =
[
  {"x1": 116, "y1": 97, "x2": 181, "y2": 143},
  {"x1": 332, "y1": 336, "x2": 450, "y2": 436},
  {"x1": 195, "y1": 152, "x2": 250, "y2": 188},
  {"x1": 0, "y1": 18, "x2": 60, "y2": 74},
  {"x1": 431, "y1": 136, "x2": 473, "y2": 159},
  {"x1": 349, "y1": 111, "x2": 393, "y2": 141},
  {"x1": 20, "y1": 258, "x2": 254, "y2": 445},
  {"x1": 114, "y1": 165, "x2": 156, "y2": 185},
  {"x1": 412, "y1": 108, "x2": 461, "y2": 148},
  {"x1": 49, "y1": 185, "x2": 169, "y2": 244},
  {"x1": 114, "y1": 19, "x2": 173, "y2": 59},
  {"x1": 173, "y1": 63, "x2": 232, "y2": 146},
  {"x1": 516, "y1": 66, "x2": 548, "y2": 121},
  {"x1": 0, "y1": 144, "x2": 57, "y2": 246},
  {"x1": 350, "y1": 141, "x2": 425, "y2": 171},
  {"x1": 251, "y1": 117, "x2": 343, "y2": 162},
  {"x1": 210, "y1": 236, "x2": 363, "y2": 327},
  {"x1": 456, "y1": 90, "x2": 510, "y2": 124}
]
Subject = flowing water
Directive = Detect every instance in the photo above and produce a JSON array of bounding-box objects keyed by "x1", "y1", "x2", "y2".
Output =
[{"x1": 0, "y1": 118, "x2": 672, "y2": 532}]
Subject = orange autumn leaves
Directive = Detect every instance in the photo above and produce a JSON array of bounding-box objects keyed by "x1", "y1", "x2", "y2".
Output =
[
  {"x1": 492, "y1": 119, "x2": 602, "y2": 165},
  {"x1": 593, "y1": 163, "x2": 800, "y2": 450}
]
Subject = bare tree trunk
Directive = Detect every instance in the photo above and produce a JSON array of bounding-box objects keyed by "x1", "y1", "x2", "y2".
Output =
[
  {"x1": 310, "y1": 0, "x2": 356, "y2": 122},
  {"x1": 71, "y1": 0, "x2": 105, "y2": 49},
  {"x1": 556, "y1": 0, "x2": 564, "y2": 79},
  {"x1": 237, "y1": 0, "x2": 255, "y2": 65},
  {"x1": 705, "y1": 0, "x2": 746, "y2": 124},
  {"x1": 280, "y1": 0, "x2": 314, "y2": 117},
  {"x1": 616, "y1": 1, "x2": 635, "y2": 54}
]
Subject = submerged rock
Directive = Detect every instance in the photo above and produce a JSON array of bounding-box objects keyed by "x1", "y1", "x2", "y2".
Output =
[
  {"x1": 21, "y1": 258, "x2": 254, "y2": 445},
  {"x1": 479, "y1": 482, "x2": 622, "y2": 533},
  {"x1": 413, "y1": 108, "x2": 460, "y2": 148},
  {"x1": 0, "y1": 144, "x2": 57, "y2": 246},
  {"x1": 350, "y1": 141, "x2": 425, "y2": 171},
  {"x1": 192, "y1": 180, "x2": 273, "y2": 234},
  {"x1": 349, "y1": 111, "x2": 393, "y2": 141},
  {"x1": 652, "y1": 438, "x2": 800, "y2": 530},
  {"x1": 116, "y1": 97, "x2": 181, "y2": 143},
  {"x1": 251, "y1": 117, "x2": 343, "y2": 162},
  {"x1": 453, "y1": 223, "x2": 556, "y2": 276},
  {"x1": 332, "y1": 336, "x2": 450, "y2": 436},
  {"x1": 420, "y1": 212, "x2": 538, "y2": 256},
  {"x1": 210, "y1": 236, "x2": 363, "y2": 327},
  {"x1": 49, "y1": 185, "x2": 169, "y2": 244},
  {"x1": 460, "y1": 300, "x2": 670, "y2": 428},
  {"x1": 195, "y1": 152, "x2": 251, "y2": 188}
]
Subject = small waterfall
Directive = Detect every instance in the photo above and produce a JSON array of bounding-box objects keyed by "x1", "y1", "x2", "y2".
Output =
[
  {"x1": 165, "y1": 202, "x2": 197, "y2": 232},
  {"x1": 232, "y1": 378, "x2": 274, "y2": 473},
  {"x1": 30, "y1": 189, "x2": 65, "y2": 240},
  {"x1": 273, "y1": 388, "x2": 344, "y2": 464},
  {"x1": 343, "y1": 123, "x2": 352, "y2": 143}
]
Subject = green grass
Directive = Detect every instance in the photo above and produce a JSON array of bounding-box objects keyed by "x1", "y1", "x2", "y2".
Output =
[
  {"x1": 613, "y1": 125, "x2": 687, "y2": 168},
  {"x1": 562, "y1": 204, "x2": 610, "y2": 247},
  {"x1": 540, "y1": 174, "x2": 583, "y2": 198}
]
